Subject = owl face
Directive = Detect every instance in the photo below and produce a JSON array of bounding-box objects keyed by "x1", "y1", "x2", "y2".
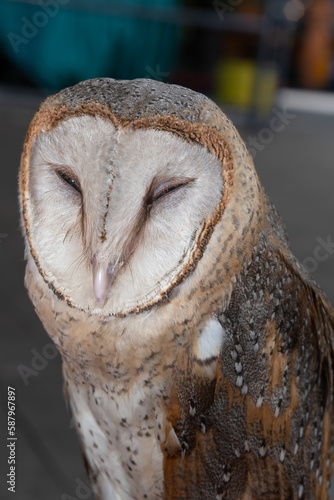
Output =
[{"x1": 24, "y1": 114, "x2": 225, "y2": 316}]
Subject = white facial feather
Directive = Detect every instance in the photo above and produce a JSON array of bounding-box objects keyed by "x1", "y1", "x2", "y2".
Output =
[{"x1": 28, "y1": 115, "x2": 223, "y2": 315}]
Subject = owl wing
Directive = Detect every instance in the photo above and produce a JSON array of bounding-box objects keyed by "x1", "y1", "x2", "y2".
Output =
[{"x1": 163, "y1": 245, "x2": 334, "y2": 500}]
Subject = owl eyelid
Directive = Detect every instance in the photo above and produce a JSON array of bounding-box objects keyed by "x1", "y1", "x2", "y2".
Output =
[
  {"x1": 149, "y1": 177, "x2": 195, "y2": 205},
  {"x1": 54, "y1": 166, "x2": 82, "y2": 195}
]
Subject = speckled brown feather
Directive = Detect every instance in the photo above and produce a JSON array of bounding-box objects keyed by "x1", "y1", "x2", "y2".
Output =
[
  {"x1": 163, "y1": 238, "x2": 334, "y2": 499},
  {"x1": 19, "y1": 78, "x2": 334, "y2": 500}
]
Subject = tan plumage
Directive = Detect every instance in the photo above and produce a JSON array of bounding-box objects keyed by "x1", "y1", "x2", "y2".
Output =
[{"x1": 19, "y1": 78, "x2": 334, "y2": 499}]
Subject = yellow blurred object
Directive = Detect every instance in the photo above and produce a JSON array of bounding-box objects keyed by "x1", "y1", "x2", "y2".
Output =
[
  {"x1": 215, "y1": 59, "x2": 256, "y2": 109},
  {"x1": 215, "y1": 59, "x2": 278, "y2": 113},
  {"x1": 253, "y1": 64, "x2": 279, "y2": 115}
]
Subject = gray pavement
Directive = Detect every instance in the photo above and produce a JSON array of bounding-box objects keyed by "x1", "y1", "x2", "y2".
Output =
[{"x1": 0, "y1": 89, "x2": 333, "y2": 499}]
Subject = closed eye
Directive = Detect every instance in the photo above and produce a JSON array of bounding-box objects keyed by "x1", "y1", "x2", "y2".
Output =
[
  {"x1": 54, "y1": 166, "x2": 82, "y2": 195},
  {"x1": 147, "y1": 177, "x2": 195, "y2": 207}
]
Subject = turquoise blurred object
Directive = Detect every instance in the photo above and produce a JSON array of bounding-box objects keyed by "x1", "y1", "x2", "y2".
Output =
[{"x1": 0, "y1": 0, "x2": 180, "y2": 90}]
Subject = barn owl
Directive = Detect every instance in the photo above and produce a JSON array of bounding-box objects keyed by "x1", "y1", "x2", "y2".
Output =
[{"x1": 19, "y1": 78, "x2": 334, "y2": 500}]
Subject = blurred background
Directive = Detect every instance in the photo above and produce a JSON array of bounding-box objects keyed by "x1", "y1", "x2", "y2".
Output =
[{"x1": 0, "y1": 0, "x2": 333, "y2": 498}]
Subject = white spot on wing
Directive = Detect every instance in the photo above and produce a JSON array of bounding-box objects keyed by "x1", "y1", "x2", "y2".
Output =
[{"x1": 195, "y1": 319, "x2": 225, "y2": 361}]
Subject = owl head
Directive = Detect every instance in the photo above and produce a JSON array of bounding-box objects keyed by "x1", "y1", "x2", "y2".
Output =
[{"x1": 19, "y1": 78, "x2": 261, "y2": 317}]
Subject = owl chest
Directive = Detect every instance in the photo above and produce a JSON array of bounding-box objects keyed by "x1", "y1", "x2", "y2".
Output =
[{"x1": 67, "y1": 368, "x2": 168, "y2": 500}]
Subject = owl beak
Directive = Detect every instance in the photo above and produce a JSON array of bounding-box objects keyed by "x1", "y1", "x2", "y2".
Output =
[{"x1": 92, "y1": 256, "x2": 119, "y2": 307}]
